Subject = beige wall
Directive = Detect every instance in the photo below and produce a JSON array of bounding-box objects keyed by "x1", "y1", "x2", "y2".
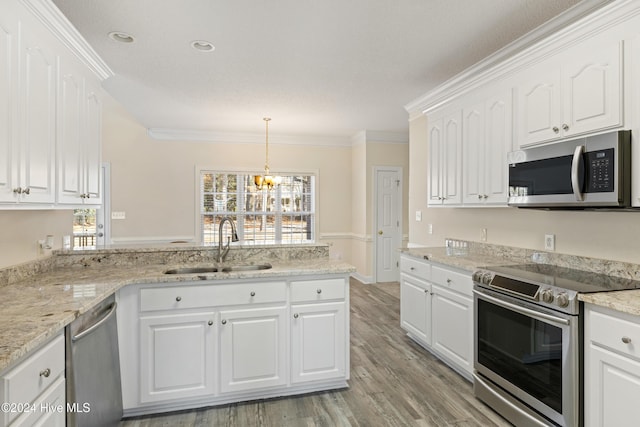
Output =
[
  {"x1": 409, "y1": 115, "x2": 640, "y2": 263},
  {"x1": 102, "y1": 96, "x2": 357, "y2": 259},
  {"x1": 0, "y1": 210, "x2": 73, "y2": 268}
]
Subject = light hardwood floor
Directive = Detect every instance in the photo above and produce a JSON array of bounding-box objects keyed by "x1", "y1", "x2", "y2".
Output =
[{"x1": 121, "y1": 279, "x2": 511, "y2": 426}]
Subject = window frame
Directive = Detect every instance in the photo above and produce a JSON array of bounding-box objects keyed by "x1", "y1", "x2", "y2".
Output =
[{"x1": 196, "y1": 167, "x2": 319, "y2": 246}]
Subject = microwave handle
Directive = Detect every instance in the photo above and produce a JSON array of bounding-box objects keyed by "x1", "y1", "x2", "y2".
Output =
[{"x1": 571, "y1": 145, "x2": 585, "y2": 201}]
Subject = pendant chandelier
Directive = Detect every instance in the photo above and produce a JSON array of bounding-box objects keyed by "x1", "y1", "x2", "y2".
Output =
[{"x1": 254, "y1": 117, "x2": 281, "y2": 190}]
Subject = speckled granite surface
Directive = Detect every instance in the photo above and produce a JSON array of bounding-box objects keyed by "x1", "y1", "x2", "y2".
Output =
[
  {"x1": 401, "y1": 239, "x2": 640, "y2": 317},
  {"x1": 0, "y1": 244, "x2": 354, "y2": 373}
]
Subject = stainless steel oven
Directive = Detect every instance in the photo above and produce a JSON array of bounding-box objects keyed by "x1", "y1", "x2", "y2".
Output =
[{"x1": 472, "y1": 264, "x2": 640, "y2": 427}]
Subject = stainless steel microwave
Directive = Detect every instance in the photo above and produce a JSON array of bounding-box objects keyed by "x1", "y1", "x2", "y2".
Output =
[{"x1": 507, "y1": 130, "x2": 631, "y2": 208}]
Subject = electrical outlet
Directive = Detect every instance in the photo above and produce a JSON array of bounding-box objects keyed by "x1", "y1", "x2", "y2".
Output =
[
  {"x1": 428, "y1": 223, "x2": 433, "y2": 234},
  {"x1": 544, "y1": 234, "x2": 555, "y2": 251},
  {"x1": 481, "y1": 228, "x2": 487, "y2": 242},
  {"x1": 112, "y1": 211, "x2": 126, "y2": 220}
]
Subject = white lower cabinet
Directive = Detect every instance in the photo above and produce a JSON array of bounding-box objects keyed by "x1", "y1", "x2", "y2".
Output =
[
  {"x1": 219, "y1": 306, "x2": 287, "y2": 393},
  {"x1": 139, "y1": 312, "x2": 216, "y2": 403},
  {"x1": 118, "y1": 275, "x2": 350, "y2": 416},
  {"x1": 399, "y1": 254, "x2": 474, "y2": 381},
  {"x1": 0, "y1": 333, "x2": 65, "y2": 427},
  {"x1": 585, "y1": 304, "x2": 640, "y2": 427}
]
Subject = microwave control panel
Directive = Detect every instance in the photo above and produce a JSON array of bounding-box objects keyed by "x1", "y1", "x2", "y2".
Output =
[{"x1": 586, "y1": 148, "x2": 614, "y2": 193}]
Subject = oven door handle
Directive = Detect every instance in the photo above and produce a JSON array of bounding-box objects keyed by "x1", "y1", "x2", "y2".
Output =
[
  {"x1": 571, "y1": 145, "x2": 585, "y2": 201},
  {"x1": 474, "y1": 290, "x2": 570, "y2": 326}
]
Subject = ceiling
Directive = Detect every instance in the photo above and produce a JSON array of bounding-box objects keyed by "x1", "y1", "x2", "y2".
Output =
[{"x1": 53, "y1": 0, "x2": 584, "y2": 141}]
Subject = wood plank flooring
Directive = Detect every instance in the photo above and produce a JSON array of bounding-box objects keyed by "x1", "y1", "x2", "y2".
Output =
[{"x1": 121, "y1": 279, "x2": 511, "y2": 427}]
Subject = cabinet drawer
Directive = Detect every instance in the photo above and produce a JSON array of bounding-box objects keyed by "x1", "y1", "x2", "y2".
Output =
[
  {"x1": 400, "y1": 256, "x2": 430, "y2": 279},
  {"x1": 213, "y1": 281, "x2": 286, "y2": 306},
  {"x1": 431, "y1": 265, "x2": 472, "y2": 297},
  {"x1": 291, "y1": 278, "x2": 346, "y2": 303},
  {"x1": 1, "y1": 334, "x2": 64, "y2": 426},
  {"x1": 140, "y1": 282, "x2": 287, "y2": 311},
  {"x1": 589, "y1": 307, "x2": 640, "y2": 360},
  {"x1": 140, "y1": 285, "x2": 218, "y2": 311}
]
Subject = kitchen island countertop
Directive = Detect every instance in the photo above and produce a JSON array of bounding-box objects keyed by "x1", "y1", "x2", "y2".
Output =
[{"x1": 0, "y1": 256, "x2": 355, "y2": 374}]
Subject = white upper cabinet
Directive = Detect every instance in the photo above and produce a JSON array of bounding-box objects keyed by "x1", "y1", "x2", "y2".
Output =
[
  {"x1": 428, "y1": 110, "x2": 462, "y2": 206},
  {"x1": 516, "y1": 38, "x2": 623, "y2": 147},
  {"x1": 463, "y1": 90, "x2": 513, "y2": 205}
]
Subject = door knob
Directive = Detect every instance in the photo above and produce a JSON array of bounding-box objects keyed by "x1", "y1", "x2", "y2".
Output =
[{"x1": 378, "y1": 230, "x2": 383, "y2": 235}]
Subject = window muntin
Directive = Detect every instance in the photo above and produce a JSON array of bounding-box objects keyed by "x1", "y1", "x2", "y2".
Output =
[{"x1": 200, "y1": 172, "x2": 315, "y2": 245}]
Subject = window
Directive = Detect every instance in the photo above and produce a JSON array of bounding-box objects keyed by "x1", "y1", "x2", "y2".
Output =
[
  {"x1": 200, "y1": 171, "x2": 315, "y2": 245},
  {"x1": 73, "y1": 208, "x2": 97, "y2": 248}
]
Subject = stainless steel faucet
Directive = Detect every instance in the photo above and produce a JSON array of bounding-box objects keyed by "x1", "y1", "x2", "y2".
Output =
[{"x1": 217, "y1": 216, "x2": 239, "y2": 263}]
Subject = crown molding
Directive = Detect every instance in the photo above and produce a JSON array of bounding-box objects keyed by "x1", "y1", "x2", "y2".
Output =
[
  {"x1": 149, "y1": 128, "x2": 408, "y2": 147},
  {"x1": 147, "y1": 128, "x2": 355, "y2": 147},
  {"x1": 19, "y1": 0, "x2": 113, "y2": 80},
  {"x1": 404, "y1": 0, "x2": 617, "y2": 115}
]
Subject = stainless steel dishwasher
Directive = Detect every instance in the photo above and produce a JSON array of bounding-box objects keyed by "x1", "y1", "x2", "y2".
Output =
[{"x1": 66, "y1": 294, "x2": 123, "y2": 427}]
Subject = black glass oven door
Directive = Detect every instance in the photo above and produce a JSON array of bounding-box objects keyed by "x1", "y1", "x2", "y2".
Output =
[{"x1": 474, "y1": 290, "x2": 578, "y2": 427}]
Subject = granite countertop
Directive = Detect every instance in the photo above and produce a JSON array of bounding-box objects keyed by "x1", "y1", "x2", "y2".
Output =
[
  {"x1": 0, "y1": 256, "x2": 355, "y2": 374},
  {"x1": 400, "y1": 244, "x2": 640, "y2": 317}
]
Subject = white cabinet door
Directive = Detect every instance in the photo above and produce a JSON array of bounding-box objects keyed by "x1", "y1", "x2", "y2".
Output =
[
  {"x1": 219, "y1": 306, "x2": 287, "y2": 393},
  {"x1": 19, "y1": 27, "x2": 56, "y2": 203},
  {"x1": 400, "y1": 272, "x2": 431, "y2": 345},
  {"x1": 291, "y1": 302, "x2": 347, "y2": 384},
  {"x1": 139, "y1": 312, "x2": 216, "y2": 403},
  {"x1": 83, "y1": 83, "x2": 102, "y2": 204},
  {"x1": 428, "y1": 110, "x2": 462, "y2": 206},
  {"x1": 0, "y1": 15, "x2": 18, "y2": 203},
  {"x1": 56, "y1": 62, "x2": 83, "y2": 204},
  {"x1": 516, "y1": 69, "x2": 561, "y2": 146},
  {"x1": 483, "y1": 91, "x2": 512, "y2": 204},
  {"x1": 586, "y1": 345, "x2": 640, "y2": 427},
  {"x1": 462, "y1": 102, "x2": 485, "y2": 205},
  {"x1": 562, "y1": 40, "x2": 622, "y2": 137},
  {"x1": 431, "y1": 284, "x2": 473, "y2": 377},
  {"x1": 427, "y1": 117, "x2": 444, "y2": 205}
]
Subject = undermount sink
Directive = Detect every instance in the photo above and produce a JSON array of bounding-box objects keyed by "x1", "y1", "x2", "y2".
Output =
[{"x1": 164, "y1": 263, "x2": 272, "y2": 275}]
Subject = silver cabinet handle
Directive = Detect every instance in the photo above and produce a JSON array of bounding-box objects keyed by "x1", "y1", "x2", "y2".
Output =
[
  {"x1": 208, "y1": 320, "x2": 213, "y2": 326},
  {"x1": 562, "y1": 123, "x2": 569, "y2": 131},
  {"x1": 39, "y1": 368, "x2": 51, "y2": 378},
  {"x1": 22, "y1": 187, "x2": 30, "y2": 195},
  {"x1": 250, "y1": 291, "x2": 256, "y2": 297},
  {"x1": 622, "y1": 336, "x2": 632, "y2": 344},
  {"x1": 446, "y1": 279, "x2": 452, "y2": 284},
  {"x1": 72, "y1": 302, "x2": 118, "y2": 341},
  {"x1": 293, "y1": 313, "x2": 299, "y2": 319},
  {"x1": 12, "y1": 187, "x2": 21, "y2": 194},
  {"x1": 553, "y1": 126, "x2": 559, "y2": 133},
  {"x1": 176, "y1": 296, "x2": 182, "y2": 302},
  {"x1": 221, "y1": 319, "x2": 227, "y2": 325},
  {"x1": 410, "y1": 267, "x2": 415, "y2": 271},
  {"x1": 571, "y1": 145, "x2": 585, "y2": 201},
  {"x1": 317, "y1": 288, "x2": 322, "y2": 294}
]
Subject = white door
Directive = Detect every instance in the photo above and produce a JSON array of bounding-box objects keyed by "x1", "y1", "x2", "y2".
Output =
[
  {"x1": 219, "y1": 306, "x2": 287, "y2": 393},
  {"x1": 375, "y1": 167, "x2": 401, "y2": 283}
]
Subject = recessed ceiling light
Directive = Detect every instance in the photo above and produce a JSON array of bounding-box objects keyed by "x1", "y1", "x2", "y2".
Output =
[
  {"x1": 108, "y1": 31, "x2": 135, "y2": 43},
  {"x1": 191, "y1": 40, "x2": 215, "y2": 52}
]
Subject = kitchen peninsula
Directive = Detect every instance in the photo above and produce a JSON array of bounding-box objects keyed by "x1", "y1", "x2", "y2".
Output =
[{"x1": 0, "y1": 244, "x2": 355, "y2": 422}]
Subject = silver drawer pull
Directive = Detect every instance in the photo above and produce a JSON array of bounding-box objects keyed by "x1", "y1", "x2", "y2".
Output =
[
  {"x1": 293, "y1": 313, "x2": 299, "y2": 319},
  {"x1": 221, "y1": 319, "x2": 227, "y2": 325},
  {"x1": 622, "y1": 336, "x2": 632, "y2": 344},
  {"x1": 446, "y1": 279, "x2": 452, "y2": 284},
  {"x1": 176, "y1": 296, "x2": 182, "y2": 302},
  {"x1": 410, "y1": 267, "x2": 415, "y2": 270},
  {"x1": 39, "y1": 368, "x2": 51, "y2": 378},
  {"x1": 208, "y1": 320, "x2": 213, "y2": 326},
  {"x1": 250, "y1": 291, "x2": 256, "y2": 297},
  {"x1": 317, "y1": 288, "x2": 322, "y2": 294}
]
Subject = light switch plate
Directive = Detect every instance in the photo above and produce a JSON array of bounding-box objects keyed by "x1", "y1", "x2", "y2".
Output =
[
  {"x1": 112, "y1": 211, "x2": 126, "y2": 220},
  {"x1": 415, "y1": 210, "x2": 422, "y2": 221}
]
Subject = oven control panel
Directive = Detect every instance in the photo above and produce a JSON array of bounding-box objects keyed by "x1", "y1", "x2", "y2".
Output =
[{"x1": 472, "y1": 268, "x2": 578, "y2": 315}]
